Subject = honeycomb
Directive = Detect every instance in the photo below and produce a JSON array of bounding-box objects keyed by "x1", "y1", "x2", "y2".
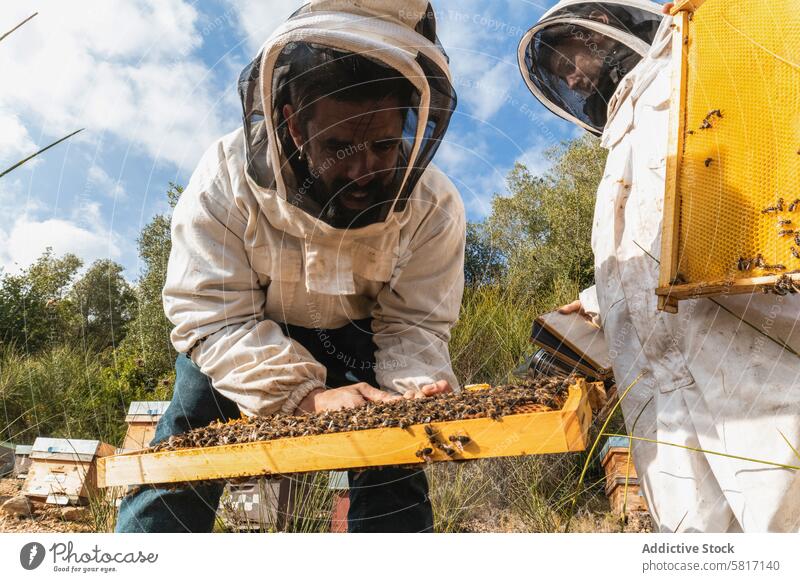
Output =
[{"x1": 675, "y1": 0, "x2": 800, "y2": 284}]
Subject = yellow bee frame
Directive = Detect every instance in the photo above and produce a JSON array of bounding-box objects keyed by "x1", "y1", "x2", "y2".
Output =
[
  {"x1": 97, "y1": 379, "x2": 593, "y2": 488},
  {"x1": 657, "y1": 0, "x2": 800, "y2": 311}
]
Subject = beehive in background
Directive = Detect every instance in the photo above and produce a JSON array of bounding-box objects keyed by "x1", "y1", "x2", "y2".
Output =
[
  {"x1": 600, "y1": 436, "x2": 648, "y2": 515},
  {"x1": 13, "y1": 444, "x2": 33, "y2": 478},
  {"x1": 23, "y1": 438, "x2": 115, "y2": 505},
  {"x1": 122, "y1": 401, "x2": 170, "y2": 451},
  {"x1": 658, "y1": 0, "x2": 800, "y2": 310}
]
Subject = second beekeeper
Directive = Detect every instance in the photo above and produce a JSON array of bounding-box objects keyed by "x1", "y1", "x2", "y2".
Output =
[{"x1": 518, "y1": 0, "x2": 800, "y2": 532}]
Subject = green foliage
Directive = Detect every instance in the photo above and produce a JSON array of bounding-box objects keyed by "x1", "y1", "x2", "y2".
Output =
[
  {"x1": 0, "y1": 248, "x2": 83, "y2": 353},
  {"x1": 454, "y1": 134, "x2": 604, "y2": 387},
  {"x1": 69, "y1": 259, "x2": 137, "y2": 352},
  {"x1": 483, "y1": 134, "x2": 606, "y2": 297},
  {"x1": 116, "y1": 183, "x2": 183, "y2": 391},
  {"x1": 464, "y1": 221, "x2": 504, "y2": 286}
]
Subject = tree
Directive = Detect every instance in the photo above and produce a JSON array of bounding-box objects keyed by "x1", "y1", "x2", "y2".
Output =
[
  {"x1": 0, "y1": 248, "x2": 82, "y2": 354},
  {"x1": 69, "y1": 259, "x2": 136, "y2": 351},
  {"x1": 486, "y1": 135, "x2": 606, "y2": 298},
  {"x1": 464, "y1": 221, "x2": 505, "y2": 286},
  {"x1": 116, "y1": 183, "x2": 183, "y2": 389}
]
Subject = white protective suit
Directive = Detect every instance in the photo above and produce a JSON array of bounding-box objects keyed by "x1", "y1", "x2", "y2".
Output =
[
  {"x1": 521, "y1": 3, "x2": 800, "y2": 532},
  {"x1": 162, "y1": 0, "x2": 465, "y2": 418}
]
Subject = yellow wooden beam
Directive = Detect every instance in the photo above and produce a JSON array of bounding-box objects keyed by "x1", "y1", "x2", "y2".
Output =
[
  {"x1": 657, "y1": 9, "x2": 691, "y2": 313},
  {"x1": 656, "y1": 274, "x2": 800, "y2": 301},
  {"x1": 99, "y1": 381, "x2": 593, "y2": 488},
  {"x1": 671, "y1": 0, "x2": 707, "y2": 15}
]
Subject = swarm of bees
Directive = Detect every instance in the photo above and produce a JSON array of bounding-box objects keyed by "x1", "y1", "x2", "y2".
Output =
[
  {"x1": 767, "y1": 273, "x2": 800, "y2": 296},
  {"x1": 733, "y1": 196, "x2": 800, "y2": 293},
  {"x1": 148, "y1": 376, "x2": 575, "y2": 454}
]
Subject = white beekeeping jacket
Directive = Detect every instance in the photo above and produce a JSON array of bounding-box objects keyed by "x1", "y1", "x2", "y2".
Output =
[
  {"x1": 161, "y1": 0, "x2": 465, "y2": 418},
  {"x1": 581, "y1": 16, "x2": 800, "y2": 532}
]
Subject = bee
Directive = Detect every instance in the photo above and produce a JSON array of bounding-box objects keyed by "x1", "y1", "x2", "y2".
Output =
[
  {"x1": 424, "y1": 424, "x2": 436, "y2": 438},
  {"x1": 761, "y1": 205, "x2": 780, "y2": 214},
  {"x1": 778, "y1": 197, "x2": 785, "y2": 212},
  {"x1": 795, "y1": 248, "x2": 800, "y2": 260},
  {"x1": 686, "y1": 130, "x2": 695, "y2": 135},
  {"x1": 699, "y1": 109, "x2": 723, "y2": 130},
  {"x1": 796, "y1": 233, "x2": 800, "y2": 247},
  {"x1": 755, "y1": 254, "x2": 766, "y2": 268},
  {"x1": 704, "y1": 157, "x2": 713, "y2": 167},
  {"x1": 779, "y1": 230, "x2": 795, "y2": 237},
  {"x1": 765, "y1": 263, "x2": 786, "y2": 271},
  {"x1": 415, "y1": 447, "x2": 433, "y2": 461},
  {"x1": 737, "y1": 257, "x2": 752, "y2": 271},
  {"x1": 670, "y1": 272, "x2": 687, "y2": 285},
  {"x1": 779, "y1": 219, "x2": 793, "y2": 226},
  {"x1": 437, "y1": 443, "x2": 457, "y2": 457},
  {"x1": 448, "y1": 434, "x2": 471, "y2": 452}
]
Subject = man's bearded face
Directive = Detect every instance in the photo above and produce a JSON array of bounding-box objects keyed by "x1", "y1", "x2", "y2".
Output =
[{"x1": 294, "y1": 96, "x2": 405, "y2": 228}]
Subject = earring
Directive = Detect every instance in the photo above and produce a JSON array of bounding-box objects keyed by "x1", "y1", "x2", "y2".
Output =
[{"x1": 298, "y1": 144, "x2": 305, "y2": 161}]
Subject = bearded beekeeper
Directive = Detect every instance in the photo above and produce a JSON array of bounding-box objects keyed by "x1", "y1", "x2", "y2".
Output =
[
  {"x1": 115, "y1": 0, "x2": 464, "y2": 533},
  {"x1": 518, "y1": 0, "x2": 800, "y2": 532}
]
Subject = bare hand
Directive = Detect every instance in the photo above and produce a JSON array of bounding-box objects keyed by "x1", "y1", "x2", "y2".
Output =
[
  {"x1": 294, "y1": 382, "x2": 400, "y2": 414},
  {"x1": 558, "y1": 299, "x2": 585, "y2": 315},
  {"x1": 662, "y1": 2, "x2": 674, "y2": 14},
  {"x1": 403, "y1": 379, "x2": 454, "y2": 400}
]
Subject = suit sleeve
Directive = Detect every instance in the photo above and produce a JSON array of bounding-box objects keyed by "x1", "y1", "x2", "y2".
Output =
[
  {"x1": 371, "y1": 177, "x2": 466, "y2": 395},
  {"x1": 162, "y1": 141, "x2": 326, "y2": 417},
  {"x1": 579, "y1": 285, "x2": 602, "y2": 328}
]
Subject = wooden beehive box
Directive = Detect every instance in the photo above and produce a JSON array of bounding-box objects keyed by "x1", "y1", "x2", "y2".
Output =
[
  {"x1": 657, "y1": 0, "x2": 800, "y2": 311},
  {"x1": 97, "y1": 380, "x2": 593, "y2": 489},
  {"x1": 600, "y1": 436, "x2": 648, "y2": 514},
  {"x1": 218, "y1": 478, "x2": 285, "y2": 531},
  {"x1": 122, "y1": 401, "x2": 170, "y2": 451},
  {"x1": 23, "y1": 438, "x2": 116, "y2": 505},
  {"x1": 0, "y1": 441, "x2": 14, "y2": 477},
  {"x1": 13, "y1": 444, "x2": 33, "y2": 478}
]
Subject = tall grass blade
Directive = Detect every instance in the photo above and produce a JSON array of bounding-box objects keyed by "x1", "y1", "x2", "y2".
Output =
[
  {"x1": 0, "y1": 12, "x2": 37, "y2": 44},
  {"x1": 1, "y1": 128, "x2": 84, "y2": 179}
]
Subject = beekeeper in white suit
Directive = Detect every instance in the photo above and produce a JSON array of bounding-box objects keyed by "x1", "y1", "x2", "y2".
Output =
[
  {"x1": 116, "y1": 0, "x2": 465, "y2": 533},
  {"x1": 519, "y1": 0, "x2": 800, "y2": 532}
]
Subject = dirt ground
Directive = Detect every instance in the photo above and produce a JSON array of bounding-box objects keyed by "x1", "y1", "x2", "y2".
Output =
[
  {"x1": 0, "y1": 477, "x2": 94, "y2": 533},
  {"x1": 1, "y1": 476, "x2": 653, "y2": 533}
]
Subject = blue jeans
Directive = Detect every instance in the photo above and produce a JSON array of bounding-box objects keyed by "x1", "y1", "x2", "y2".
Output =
[{"x1": 115, "y1": 319, "x2": 432, "y2": 533}]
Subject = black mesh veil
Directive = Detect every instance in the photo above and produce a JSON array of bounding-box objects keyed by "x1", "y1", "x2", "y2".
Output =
[{"x1": 518, "y1": 1, "x2": 663, "y2": 135}]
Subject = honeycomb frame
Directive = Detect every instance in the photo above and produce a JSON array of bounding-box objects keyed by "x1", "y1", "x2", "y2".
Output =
[{"x1": 657, "y1": 0, "x2": 800, "y2": 311}]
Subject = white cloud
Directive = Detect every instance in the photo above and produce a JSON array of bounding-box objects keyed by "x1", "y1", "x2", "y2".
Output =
[
  {"x1": 224, "y1": 0, "x2": 305, "y2": 53},
  {"x1": 87, "y1": 165, "x2": 127, "y2": 200},
  {"x1": 0, "y1": 216, "x2": 122, "y2": 276},
  {"x1": 0, "y1": 1, "x2": 234, "y2": 172},
  {"x1": 0, "y1": 109, "x2": 37, "y2": 168},
  {"x1": 516, "y1": 138, "x2": 553, "y2": 177},
  {"x1": 435, "y1": 0, "x2": 521, "y2": 123}
]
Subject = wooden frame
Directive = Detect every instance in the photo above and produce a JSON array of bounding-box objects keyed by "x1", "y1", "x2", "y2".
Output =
[
  {"x1": 657, "y1": 0, "x2": 799, "y2": 309},
  {"x1": 657, "y1": 7, "x2": 691, "y2": 313},
  {"x1": 98, "y1": 380, "x2": 593, "y2": 488},
  {"x1": 657, "y1": 273, "x2": 800, "y2": 301}
]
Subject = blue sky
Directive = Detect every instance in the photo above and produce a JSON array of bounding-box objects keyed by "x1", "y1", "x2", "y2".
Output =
[{"x1": 0, "y1": 0, "x2": 593, "y2": 282}]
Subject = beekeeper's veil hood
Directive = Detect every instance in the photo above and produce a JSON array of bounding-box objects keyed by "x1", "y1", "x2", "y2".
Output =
[
  {"x1": 517, "y1": 0, "x2": 663, "y2": 135},
  {"x1": 238, "y1": 0, "x2": 456, "y2": 235}
]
